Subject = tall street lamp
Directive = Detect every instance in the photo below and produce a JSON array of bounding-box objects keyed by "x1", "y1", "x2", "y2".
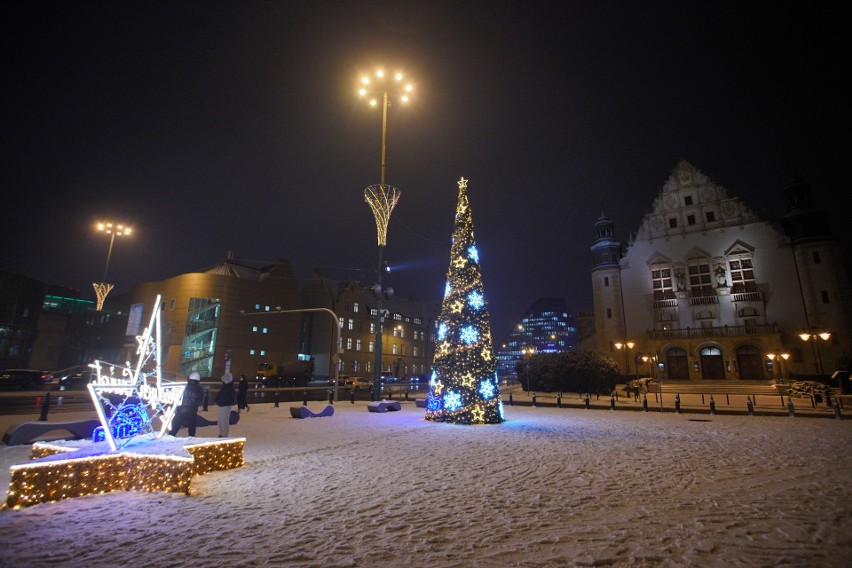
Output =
[
  {"x1": 359, "y1": 67, "x2": 413, "y2": 401},
  {"x1": 641, "y1": 353, "x2": 661, "y2": 410},
  {"x1": 93, "y1": 221, "x2": 132, "y2": 311},
  {"x1": 799, "y1": 329, "x2": 831, "y2": 376},
  {"x1": 766, "y1": 351, "x2": 790, "y2": 383},
  {"x1": 521, "y1": 346, "x2": 537, "y2": 393},
  {"x1": 614, "y1": 340, "x2": 636, "y2": 381}
]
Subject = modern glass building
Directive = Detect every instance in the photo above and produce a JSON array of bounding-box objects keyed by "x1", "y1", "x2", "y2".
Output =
[{"x1": 495, "y1": 297, "x2": 579, "y2": 378}]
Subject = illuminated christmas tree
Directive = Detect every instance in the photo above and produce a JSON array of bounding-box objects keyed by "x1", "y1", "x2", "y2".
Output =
[{"x1": 425, "y1": 177, "x2": 504, "y2": 424}]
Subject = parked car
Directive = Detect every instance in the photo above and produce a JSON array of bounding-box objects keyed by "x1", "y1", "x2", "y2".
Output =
[{"x1": 0, "y1": 369, "x2": 54, "y2": 390}]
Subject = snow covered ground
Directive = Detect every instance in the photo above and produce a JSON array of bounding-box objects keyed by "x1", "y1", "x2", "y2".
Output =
[{"x1": 1, "y1": 401, "x2": 850, "y2": 568}]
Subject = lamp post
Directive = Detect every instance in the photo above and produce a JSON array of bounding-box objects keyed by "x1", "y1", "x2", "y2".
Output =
[
  {"x1": 93, "y1": 221, "x2": 132, "y2": 311},
  {"x1": 766, "y1": 351, "x2": 790, "y2": 383},
  {"x1": 798, "y1": 329, "x2": 831, "y2": 376},
  {"x1": 641, "y1": 353, "x2": 661, "y2": 410},
  {"x1": 521, "y1": 346, "x2": 537, "y2": 393},
  {"x1": 359, "y1": 68, "x2": 412, "y2": 401},
  {"x1": 614, "y1": 340, "x2": 636, "y2": 381}
]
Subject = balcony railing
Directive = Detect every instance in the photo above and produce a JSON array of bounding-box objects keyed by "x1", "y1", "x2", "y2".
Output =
[
  {"x1": 731, "y1": 291, "x2": 762, "y2": 302},
  {"x1": 689, "y1": 295, "x2": 719, "y2": 305},
  {"x1": 647, "y1": 324, "x2": 779, "y2": 340}
]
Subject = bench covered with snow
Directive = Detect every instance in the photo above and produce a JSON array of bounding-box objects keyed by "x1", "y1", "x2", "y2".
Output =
[
  {"x1": 367, "y1": 400, "x2": 401, "y2": 413},
  {"x1": 3, "y1": 419, "x2": 101, "y2": 446},
  {"x1": 290, "y1": 405, "x2": 335, "y2": 419},
  {"x1": 414, "y1": 398, "x2": 427, "y2": 408}
]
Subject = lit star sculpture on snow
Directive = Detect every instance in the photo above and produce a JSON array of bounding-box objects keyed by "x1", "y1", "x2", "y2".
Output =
[
  {"x1": 88, "y1": 294, "x2": 186, "y2": 451},
  {"x1": 425, "y1": 177, "x2": 504, "y2": 424}
]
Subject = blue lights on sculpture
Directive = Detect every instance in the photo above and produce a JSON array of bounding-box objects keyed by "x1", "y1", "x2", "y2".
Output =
[{"x1": 92, "y1": 402, "x2": 150, "y2": 443}]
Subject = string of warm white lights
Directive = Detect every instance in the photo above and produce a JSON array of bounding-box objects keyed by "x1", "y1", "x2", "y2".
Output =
[
  {"x1": 425, "y1": 178, "x2": 504, "y2": 425},
  {"x1": 6, "y1": 438, "x2": 245, "y2": 508},
  {"x1": 365, "y1": 184, "x2": 401, "y2": 246}
]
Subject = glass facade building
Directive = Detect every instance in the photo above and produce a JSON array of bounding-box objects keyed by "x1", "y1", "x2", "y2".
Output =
[{"x1": 495, "y1": 297, "x2": 578, "y2": 378}]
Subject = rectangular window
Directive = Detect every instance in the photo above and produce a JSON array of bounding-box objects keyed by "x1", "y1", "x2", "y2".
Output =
[
  {"x1": 684, "y1": 196, "x2": 693, "y2": 205},
  {"x1": 370, "y1": 322, "x2": 376, "y2": 334},
  {"x1": 250, "y1": 349, "x2": 255, "y2": 355},
  {"x1": 369, "y1": 341, "x2": 375, "y2": 353},
  {"x1": 821, "y1": 290, "x2": 830, "y2": 303},
  {"x1": 651, "y1": 267, "x2": 673, "y2": 299},
  {"x1": 606, "y1": 308, "x2": 612, "y2": 319},
  {"x1": 706, "y1": 211, "x2": 716, "y2": 222},
  {"x1": 260, "y1": 350, "x2": 266, "y2": 356},
  {"x1": 356, "y1": 339, "x2": 362, "y2": 351},
  {"x1": 126, "y1": 303, "x2": 144, "y2": 336},
  {"x1": 263, "y1": 327, "x2": 268, "y2": 334},
  {"x1": 347, "y1": 337, "x2": 353, "y2": 350},
  {"x1": 687, "y1": 214, "x2": 696, "y2": 225},
  {"x1": 339, "y1": 317, "x2": 344, "y2": 328},
  {"x1": 413, "y1": 346, "x2": 419, "y2": 356},
  {"x1": 688, "y1": 262, "x2": 713, "y2": 297},
  {"x1": 348, "y1": 318, "x2": 354, "y2": 330},
  {"x1": 169, "y1": 298, "x2": 176, "y2": 310},
  {"x1": 252, "y1": 326, "x2": 258, "y2": 332},
  {"x1": 729, "y1": 258, "x2": 756, "y2": 293},
  {"x1": 392, "y1": 343, "x2": 398, "y2": 355},
  {"x1": 669, "y1": 218, "x2": 678, "y2": 228},
  {"x1": 165, "y1": 321, "x2": 173, "y2": 334},
  {"x1": 354, "y1": 302, "x2": 360, "y2": 313},
  {"x1": 604, "y1": 276, "x2": 609, "y2": 287}
]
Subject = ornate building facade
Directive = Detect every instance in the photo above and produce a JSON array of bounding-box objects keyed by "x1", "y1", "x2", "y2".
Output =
[{"x1": 587, "y1": 161, "x2": 851, "y2": 384}]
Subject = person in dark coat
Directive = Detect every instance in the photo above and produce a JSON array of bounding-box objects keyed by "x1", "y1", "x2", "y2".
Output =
[
  {"x1": 236, "y1": 374, "x2": 249, "y2": 412},
  {"x1": 169, "y1": 371, "x2": 205, "y2": 437},
  {"x1": 215, "y1": 372, "x2": 237, "y2": 437}
]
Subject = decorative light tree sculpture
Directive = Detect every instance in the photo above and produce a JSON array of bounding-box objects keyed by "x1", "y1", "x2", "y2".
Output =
[{"x1": 425, "y1": 177, "x2": 503, "y2": 424}]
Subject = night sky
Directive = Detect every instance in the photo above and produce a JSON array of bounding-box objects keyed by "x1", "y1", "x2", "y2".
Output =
[{"x1": 3, "y1": 2, "x2": 846, "y2": 340}]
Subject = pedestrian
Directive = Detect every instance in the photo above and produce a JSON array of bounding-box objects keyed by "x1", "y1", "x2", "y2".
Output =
[
  {"x1": 215, "y1": 372, "x2": 237, "y2": 437},
  {"x1": 169, "y1": 371, "x2": 205, "y2": 437},
  {"x1": 236, "y1": 373, "x2": 250, "y2": 412}
]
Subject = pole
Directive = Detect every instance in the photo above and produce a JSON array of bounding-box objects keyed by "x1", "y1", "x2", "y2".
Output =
[
  {"x1": 380, "y1": 90, "x2": 388, "y2": 186},
  {"x1": 103, "y1": 232, "x2": 116, "y2": 282}
]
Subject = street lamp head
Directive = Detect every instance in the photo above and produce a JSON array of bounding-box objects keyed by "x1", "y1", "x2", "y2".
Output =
[
  {"x1": 818, "y1": 331, "x2": 831, "y2": 341},
  {"x1": 799, "y1": 333, "x2": 811, "y2": 342},
  {"x1": 97, "y1": 222, "x2": 132, "y2": 237}
]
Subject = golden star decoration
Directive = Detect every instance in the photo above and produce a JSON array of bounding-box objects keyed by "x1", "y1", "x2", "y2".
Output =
[{"x1": 471, "y1": 405, "x2": 486, "y2": 424}]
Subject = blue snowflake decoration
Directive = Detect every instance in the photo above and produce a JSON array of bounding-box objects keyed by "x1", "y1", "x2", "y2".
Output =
[
  {"x1": 460, "y1": 325, "x2": 479, "y2": 345},
  {"x1": 479, "y1": 379, "x2": 496, "y2": 399},
  {"x1": 468, "y1": 245, "x2": 479, "y2": 263},
  {"x1": 468, "y1": 291, "x2": 484, "y2": 310},
  {"x1": 444, "y1": 390, "x2": 463, "y2": 412},
  {"x1": 438, "y1": 322, "x2": 448, "y2": 341},
  {"x1": 444, "y1": 282, "x2": 452, "y2": 298},
  {"x1": 92, "y1": 402, "x2": 149, "y2": 443}
]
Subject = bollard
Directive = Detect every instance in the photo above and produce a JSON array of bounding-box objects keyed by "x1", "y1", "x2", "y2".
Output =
[
  {"x1": 701, "y1": 393, "x2": 705, "y2": 405},
  {"x1": 38, "y1": 392, "x2": 51, "y2": 421},
  {"x1": 274, "y1": 391, "x2": 280, "y2": 408},
  {"x1": 834, "y1": 399, "x2": 842, "y2": 419},
  {"x1": 780, "y1": 395, "x2": 785, "y2": 408},
  {"x1": 202, "y1": 389, "x2": 209, "y2": 412},
  {"x1": 787, "y1": 397, "x2": 795, "y2": 417},
  {"x1": 747, "y1": 396, "x2": 754, "y2": 416},
  {"x1": 557, "y1": 394, "x2": 562, "y2": 408},
  {"x1": 509, "y1": 391, "x2": 513, "y2": 406},
  {"x1": 328, "y1": 389, "x2": 334, "y2": 405},
  {"x1": 585, "y1": 395, "x2": 590, "y2": 409},
  {"x1": 709, "y1": 395, "x2": 716, "y2": 415},
  {"x1": 350, "y1": 389, "x2": 355, "y2": 404},
  {"x1": 675, "y1": 394, "x2": 681, "y2": 414},
  {"x1": 642, "y1": 395, "x2": 648, "y2": 412},
  {"x1": 302, "y1": 391, "x2": 308, "y2": 406},
  {"x1": 726, "y1": 394, "x2": 730, "y2": 405},
  {"x1": 532, "y1": 393, "x2": 537, "y2": 407},
  {"x1": 405, "y1": 390, "x2": 409, "y2": 401},
  {"x1": 610, "y1": 394, "x2": 616, "y2": 411}
]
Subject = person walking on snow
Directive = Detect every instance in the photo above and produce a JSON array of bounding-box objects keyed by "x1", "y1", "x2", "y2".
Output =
[
  {"x1": 215, "y1": 372, "x2": 237, "y2": 437},
  {"x1": 236, "y1": 373, "x2": 250, "y2": 412},
  {"x1": 169, "y1": 371, "x2": 205, "y2": 437}
]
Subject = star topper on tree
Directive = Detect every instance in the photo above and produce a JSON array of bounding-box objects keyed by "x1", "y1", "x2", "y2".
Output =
[{"x1": 425, "y1": 177, "x2": 504, "y2": 424}]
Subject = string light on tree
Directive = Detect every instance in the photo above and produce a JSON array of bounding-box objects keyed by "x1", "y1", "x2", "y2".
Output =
[{"x1": 425, "y1": 178, "x2": 504, "y2": 425}]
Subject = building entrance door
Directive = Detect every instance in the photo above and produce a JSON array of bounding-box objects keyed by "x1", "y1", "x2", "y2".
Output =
[{"x1": 700, "y1": 347, "x2": 725, "y2": 380}]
